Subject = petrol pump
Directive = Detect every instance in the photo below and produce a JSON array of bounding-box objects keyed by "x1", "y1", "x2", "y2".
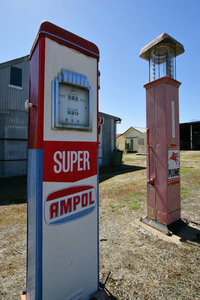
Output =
[
  {"x1": 25, "y1": 22, "x2": 100, "y2": 300},
  {"x1": 140, "y1": 33, "x2": 185, "y2": 235}
]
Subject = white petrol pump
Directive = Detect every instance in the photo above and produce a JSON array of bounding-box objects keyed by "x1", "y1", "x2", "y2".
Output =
[{"x1": 26, "y1": 22, "x2": 100, "y2": 300}]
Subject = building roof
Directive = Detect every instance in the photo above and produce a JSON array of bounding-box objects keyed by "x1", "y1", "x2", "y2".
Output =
[
  {"x1": 122, "y1": 126, "x2": 146, "y2": 136},
  {"x1": 99, "y1": 111, "x2": 121, "y2": 122},
  {"x1": 0, "y1": 55, "x2": 29, "y2": 68},
  {"x1": 180, "y1": 121, "x2": 200, "y2": 125},
  {"x1": 134, "y1": 127, "x2": 146, "y2": 134}
]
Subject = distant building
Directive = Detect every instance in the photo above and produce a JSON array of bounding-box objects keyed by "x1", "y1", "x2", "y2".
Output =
[
  {"x1": 117, "y1": 121, "x2": 200, "y2": 154},
  {"x1": 137, "y1": 132, "x2": 146, "y2": 154},
  {"x1": 117, "y1": 127, "x2": 146, "y2": 153},
  {"x1": 0, "y1": 55, "x2": 121, "y2": 177},
  {"x1": 180, "y1": 121, "x2": 200, "y2": 150}
]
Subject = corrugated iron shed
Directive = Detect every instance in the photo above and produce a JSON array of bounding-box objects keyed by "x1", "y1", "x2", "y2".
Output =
[
  {"x1": 0, "y1": 56, "x2": 122, "y2": 176},
  {"x1": 0, "y1": 55, "x2": 29, "y2": 177}
]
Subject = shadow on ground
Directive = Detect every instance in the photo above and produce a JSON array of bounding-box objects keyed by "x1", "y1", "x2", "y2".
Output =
[
  {"x1": 99, "y1": 164, "x2": 146, "y2": 183},
  {"x1": 0, "y1": 175, "x2": 27, "y2": 205},
  {"x1": 0, "y1": 164, "x2": 146, "y2": 205},
  {"x1": 173, "y1": 220, "x2": 200, "y2": 247},
  {"x1": 91, "y1": 282, "x2": 118, "y2": 300}
]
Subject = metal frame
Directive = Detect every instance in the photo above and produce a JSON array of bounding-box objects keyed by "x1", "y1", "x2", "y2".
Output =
[
  {"x1": 39, "y1": 30, "x2": 99, "y2": 59},
  {"x1": 52, "y1": 69, "x2": 92, "y2": 131}
]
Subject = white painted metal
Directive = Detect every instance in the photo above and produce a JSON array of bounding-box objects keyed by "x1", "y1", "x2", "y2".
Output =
[
  {"x1": 41, "y1": 34, "x2": 98, "y2": 299},
  {"x1": 44, "y1": 38, "x2": 97, "y2": 143}
]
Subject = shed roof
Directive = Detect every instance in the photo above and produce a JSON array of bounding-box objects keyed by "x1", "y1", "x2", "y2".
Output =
[
  {"x1": 0, "y1": 55, "x2": 29, "y2": 68},
  {"x1": 180, "y1": 121, "x2": 200, "y2": 126},
  {"x1": 99, "y1": 111, "x2": 121, "y2": 122}
]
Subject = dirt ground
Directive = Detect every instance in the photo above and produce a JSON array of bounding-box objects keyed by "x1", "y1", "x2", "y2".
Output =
[{"x1": 0, "y1": 151, "x2": 200, "y2": 299}]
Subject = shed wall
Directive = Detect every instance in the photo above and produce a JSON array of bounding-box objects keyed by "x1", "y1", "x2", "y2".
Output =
[
  {"x1": 180, "y1": 122, "x2": 200, "y2": 150},
  {"x1": 99, "y1": 113, "x2": 118, "y2": 167},
  {"x1": 0, "y1": 57, "x2": 120, "y2": 176},
  {"x1": 0, "y1": 57, "x2": 29, "y2": 177}
]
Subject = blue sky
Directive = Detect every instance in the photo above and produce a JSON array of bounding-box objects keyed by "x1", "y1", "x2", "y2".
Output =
[{"x1": 1, "y1": 0, "x2": 200, "y2": 133}]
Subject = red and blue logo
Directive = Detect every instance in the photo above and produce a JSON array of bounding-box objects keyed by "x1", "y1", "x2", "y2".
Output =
[{"x1": 45, "y1": 185, "x2": 96, "y2": 225}]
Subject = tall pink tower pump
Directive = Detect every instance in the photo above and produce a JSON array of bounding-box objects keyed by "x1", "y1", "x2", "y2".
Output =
[{"x1": 140, "y1": 33, "x2": 185, "y2": 235}]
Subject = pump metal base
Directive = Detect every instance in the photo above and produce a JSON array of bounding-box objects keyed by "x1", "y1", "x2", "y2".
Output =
[{"x1": 140, "y1": 217, "x2": 187, "y2": 236}]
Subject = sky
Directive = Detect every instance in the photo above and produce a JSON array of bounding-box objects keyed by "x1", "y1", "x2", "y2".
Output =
[{"x1": 1, "y1": 0, "x2": 200, "y2": 133}]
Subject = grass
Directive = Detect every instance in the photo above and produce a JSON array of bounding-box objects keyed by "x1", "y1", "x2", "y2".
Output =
[
  {"x1": 99, "y1": 151, "x2": 200, "y2": 299},
  {"x1": 129, "y1": 204, "x2": 140, "y2": 210},
  {"x1": 118, "y1": 204, "x2": 125, "y2": 208},
  {"x1": 181, "y1": 169, "x2": 196, "y2": 174},
  {"x1": 1, "y1": 151, "x2": 200, "y2": 299},
  {"x1": 180, "y1": 186, "x2": 193, "y2": 199}
]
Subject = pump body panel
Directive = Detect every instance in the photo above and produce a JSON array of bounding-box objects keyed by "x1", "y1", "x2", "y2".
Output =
[
  {"x1": 145, "y1": 77, "x2": 181, "y2": 225},
  {"x1": 27, "y1": 22, "x2": 99, "y2": 300}
]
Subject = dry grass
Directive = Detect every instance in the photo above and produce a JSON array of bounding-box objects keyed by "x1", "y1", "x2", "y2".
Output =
[
  {"x1": 99, "y1": 151, "x2": 200, "y2": 299},
  {"x1": 0, "y1": 152, "x2": 200, "y2": 299},
  {"x1": 0, "y1": 177, "x2": 27, "y2": 299}
]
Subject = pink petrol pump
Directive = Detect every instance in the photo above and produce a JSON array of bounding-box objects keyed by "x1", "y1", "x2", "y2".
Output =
[
  {"x1": 26, "y1": 22, "x2": 100, "y2": 300},
  {"x1": 140, "y1": 33, "x2": 185, "y2": 234}
]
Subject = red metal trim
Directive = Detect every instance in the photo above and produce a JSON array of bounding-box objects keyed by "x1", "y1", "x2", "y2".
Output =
[
  {"x1": 97, "y1": 60, "x2": 99, "y2": 146},
  {"x1": 144, "y1": 76, "x2": 181, "y2": 89},
  {"x1": 37, "y1": 36, "x2": 45, "y2": 148},
  {"x1": 168, "y1": 178, "x2": 180, "y2": 185},
  {"x1": 168, "y1": 144, "x2": 179, "y2": 149},
  {"x1": 28, "y1": 42, "x2": 39, "y2": 149},
  {"x1": 30, "y1": 21, "x2": 99, "y2": 60},
  {"x1": 28, "y1": 36, "x2": 45, "y2": 149}
]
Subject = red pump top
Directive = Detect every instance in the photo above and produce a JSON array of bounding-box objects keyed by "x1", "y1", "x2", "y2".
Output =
[{"x1": 30, "y1": 21, "x2": 99, "y2": 60}]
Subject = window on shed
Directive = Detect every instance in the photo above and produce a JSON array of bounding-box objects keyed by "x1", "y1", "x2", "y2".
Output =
[{"x1": 10, "y1": 66, "x2": 22, "y2": 87}]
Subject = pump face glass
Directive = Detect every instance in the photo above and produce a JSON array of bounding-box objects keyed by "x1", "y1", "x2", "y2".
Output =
[
  {"x1": 58, "y1": 84, "x2": 89, "y2": 127},
  {"x1": 52, "y1": 69, "x2": 92, "y2": 131}
]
